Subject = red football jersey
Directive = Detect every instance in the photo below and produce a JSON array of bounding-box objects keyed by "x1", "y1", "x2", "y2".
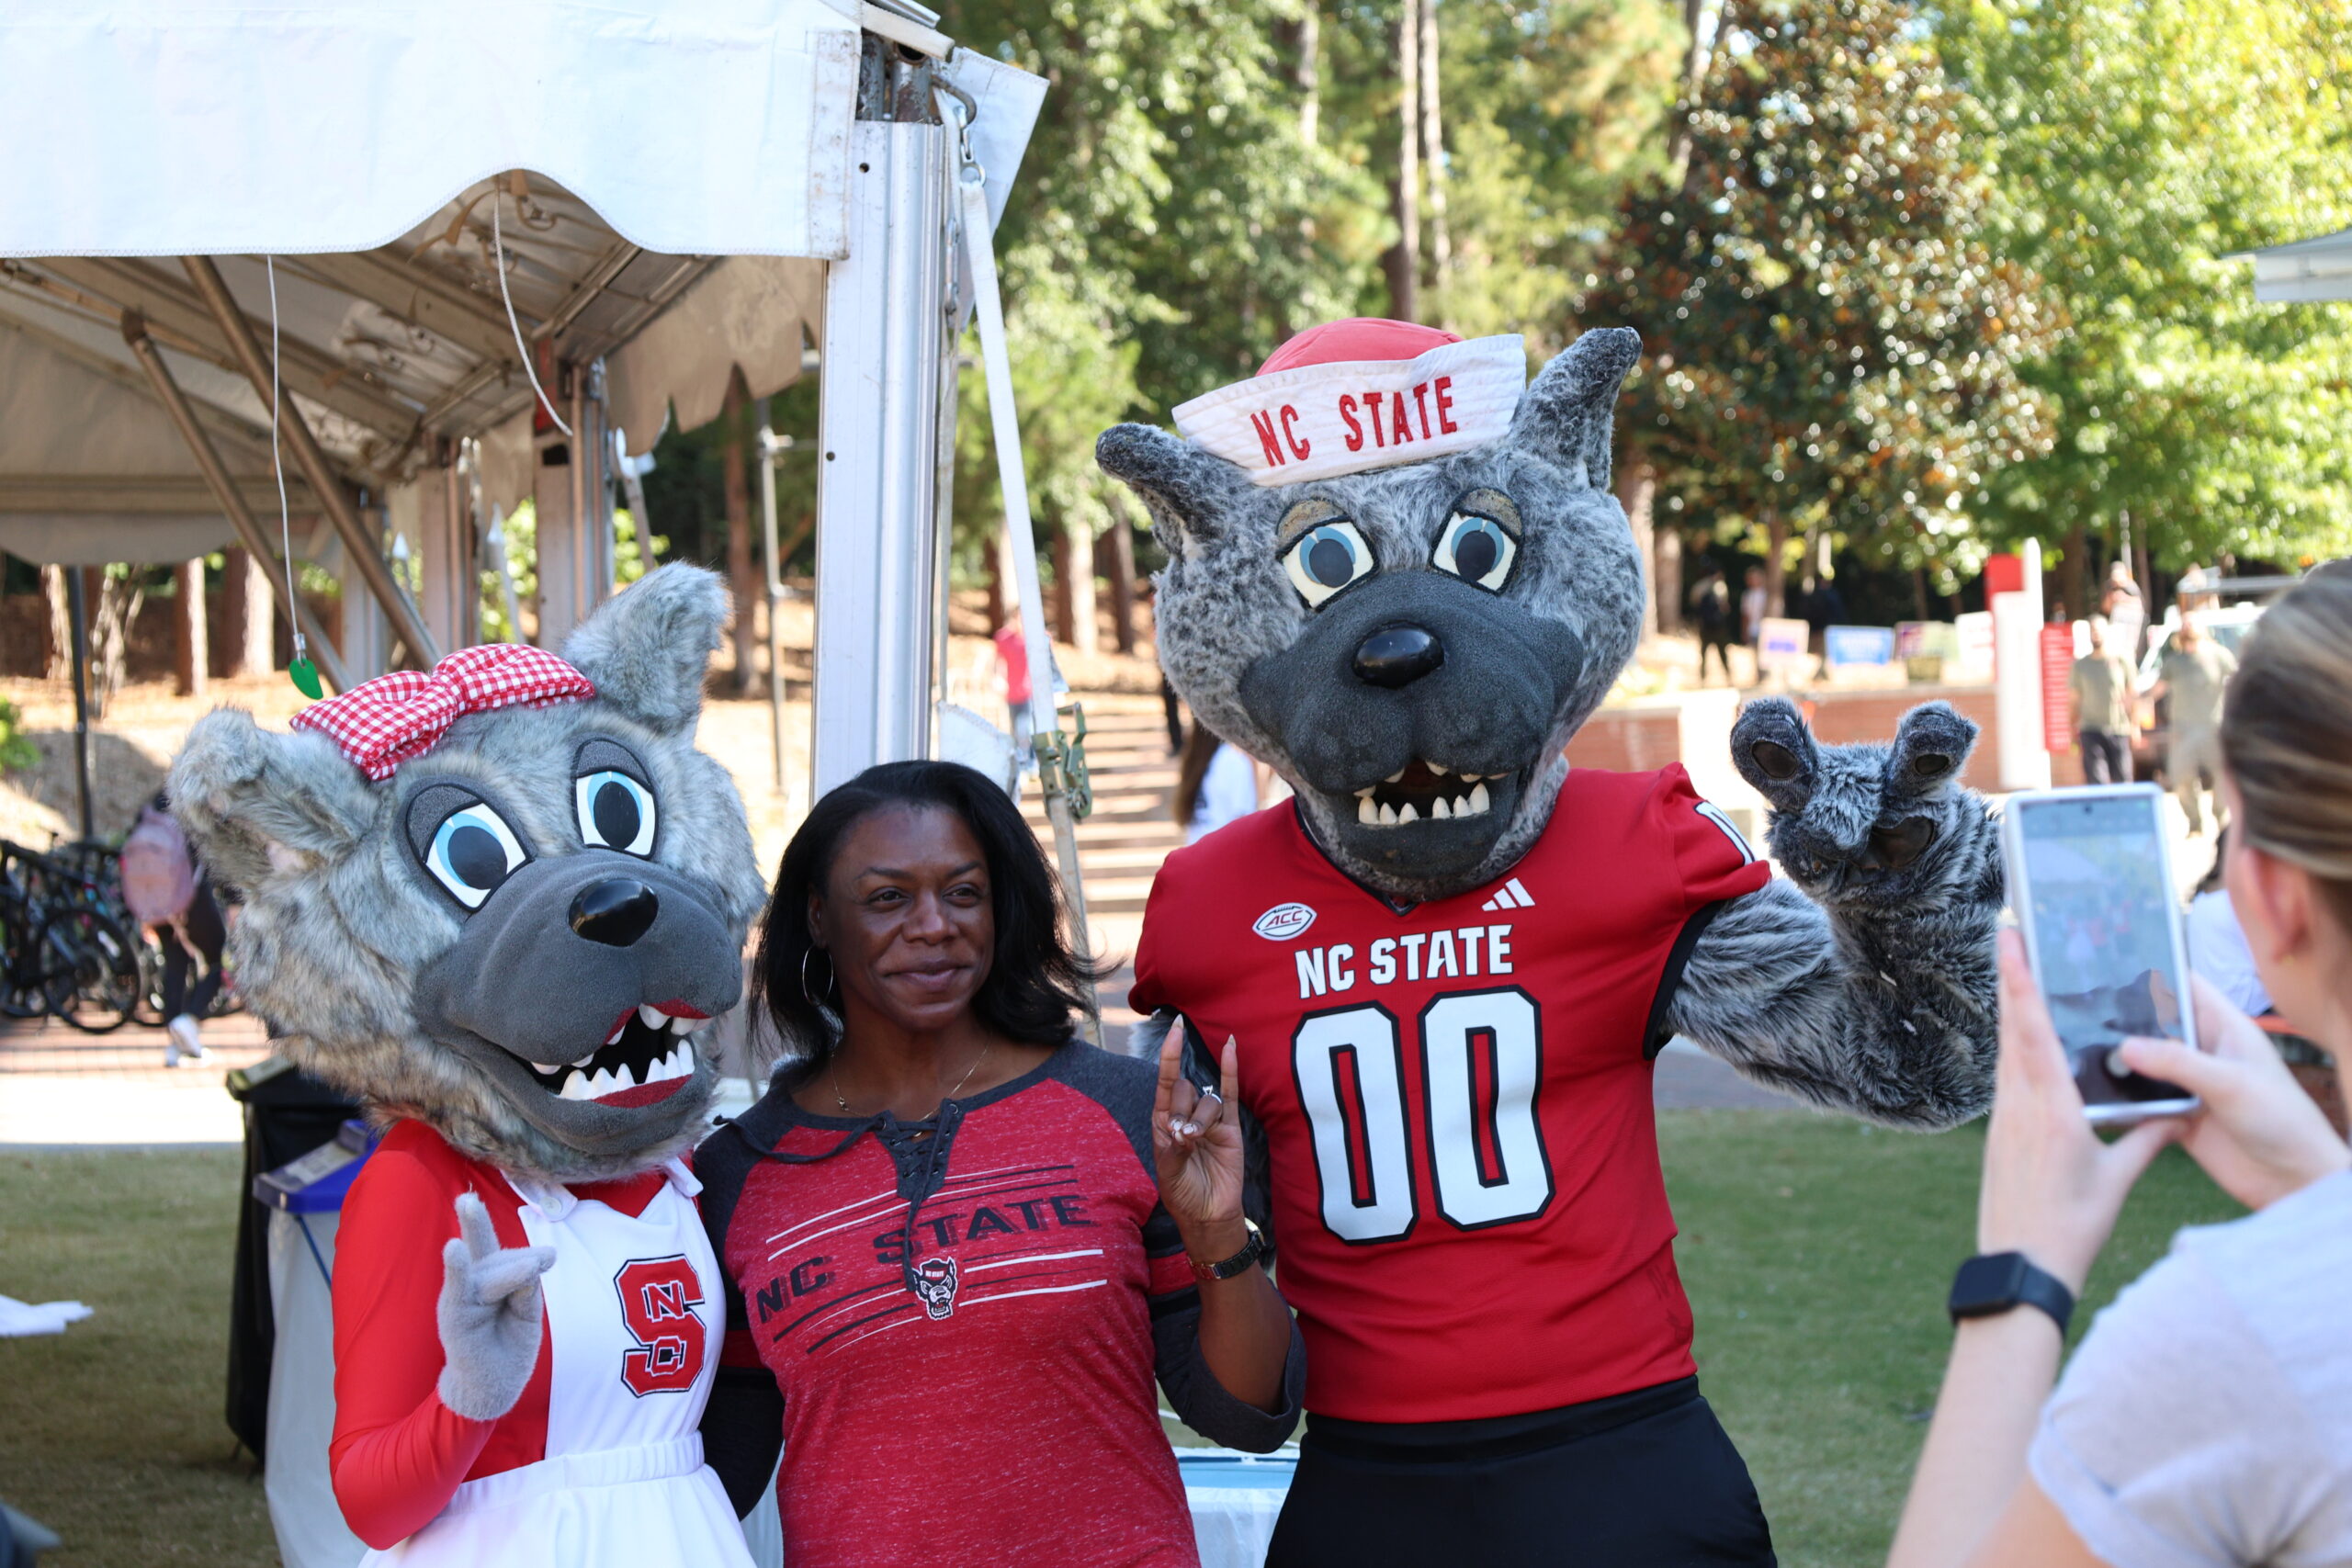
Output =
[{"x1": 1131, "y1": 764, "x2": 1769, "y2": 1423}]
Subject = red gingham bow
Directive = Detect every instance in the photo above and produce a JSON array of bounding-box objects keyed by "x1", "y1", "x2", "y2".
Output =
[{"x1": 290, "y1": 644, "x2": 597, "y2": 781}]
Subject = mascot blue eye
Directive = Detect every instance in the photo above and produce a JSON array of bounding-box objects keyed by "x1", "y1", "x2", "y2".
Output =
[
  {"x1": 1281, "y1": 521, "x2": 1374, "y2": 608},
  {"x1": 425, "y1": 804, "x2": 529, "y2": 909},
  {"x1": 575, "y1": 771, "x2": 657, "y2": 856},
  {"x1": 1432, "y1": 512, "x2": 1518, "y2": 592}
]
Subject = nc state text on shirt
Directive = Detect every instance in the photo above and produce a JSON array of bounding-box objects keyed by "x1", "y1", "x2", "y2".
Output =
[{"x1": 1295, "y1": 925, "x2": 1515, "y2": 999}]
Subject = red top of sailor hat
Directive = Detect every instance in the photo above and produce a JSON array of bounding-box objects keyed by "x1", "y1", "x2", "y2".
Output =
[{"x1": 1256, "y1": 318, "x2": 1464, "y2": 378}]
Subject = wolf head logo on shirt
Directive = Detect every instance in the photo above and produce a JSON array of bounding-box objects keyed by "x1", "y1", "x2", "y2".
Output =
[
  {"x1": 1099, "y1": 326, "x2": 1646, "y2": 904},
  {"x1": 911, "y1": 1257, "x2": 960, "y2": 1320},
  {"x1": 169, "y1": 565, "x2": 763, "y2": 1183}
]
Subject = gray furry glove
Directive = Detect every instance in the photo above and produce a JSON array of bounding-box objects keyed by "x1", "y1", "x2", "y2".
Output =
[{"x1": 435, "y1": 1191, "x2": 558, "y2": 1422}]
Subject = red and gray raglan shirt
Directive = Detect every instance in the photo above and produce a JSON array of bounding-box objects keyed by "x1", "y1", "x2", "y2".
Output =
[
  {"x1": 1131, "y1": 764, "x2": 1769, "y2": 1425},
  {"x1": 694, "y1": 1043, "x2": 1306, "y2": 1568}
]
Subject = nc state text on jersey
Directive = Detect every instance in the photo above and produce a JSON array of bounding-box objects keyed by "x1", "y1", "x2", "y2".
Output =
[{"x1": 1294, "y1": 923, "x2": 1516, "y2": 999}]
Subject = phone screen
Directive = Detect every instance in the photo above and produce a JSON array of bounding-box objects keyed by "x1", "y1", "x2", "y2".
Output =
[{"x1": 2014, "y1": 792, "x2": 2195, "y2": 1110}]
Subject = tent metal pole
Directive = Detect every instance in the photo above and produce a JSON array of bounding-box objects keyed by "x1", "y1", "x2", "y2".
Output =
[
  {"x1": 756, "y1": 400, "x2": 787, "y2": 795},
  {"x1": 180, "y1": 256, "x2": 442, "y2": 668},
  {"x1": 64, "y1": 569, "x2": 92, "y2": 843},
  {"x1": 119, "y1": 310, "x2": 352, "y2": 695}
]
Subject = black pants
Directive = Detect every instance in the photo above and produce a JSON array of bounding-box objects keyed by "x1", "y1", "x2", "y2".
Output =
[
  {"x1": 1267, "y1": 1378, "x2": 1774, "y2": 1568},
  {"x1": 163, "y1": 882, "x2": 226, "y2": 1020},
  {"x1": 2079, "y1": 728, "x2": 2132, "y2": 785},
  {"x1": 1699, "y1": 633, "x2": 1736, "y2": 683}
]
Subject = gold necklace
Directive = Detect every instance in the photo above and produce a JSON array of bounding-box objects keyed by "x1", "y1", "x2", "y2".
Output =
[{"x1": 831, "y1": 1043, "x2": 992, "y2": 1116}]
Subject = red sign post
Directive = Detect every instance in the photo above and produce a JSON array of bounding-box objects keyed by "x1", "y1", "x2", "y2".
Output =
[{"x1": 2040, "y1": 624, "x2": 2075, "y2": 753}]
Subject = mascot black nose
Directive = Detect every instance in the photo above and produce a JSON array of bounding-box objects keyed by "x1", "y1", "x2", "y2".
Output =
[
  {"x1": 1352, "y1": 625, "x2": 1445, "y2": 688},
  {"x1": 571, "y1": 878, "x2": 659, "y2": 947}
]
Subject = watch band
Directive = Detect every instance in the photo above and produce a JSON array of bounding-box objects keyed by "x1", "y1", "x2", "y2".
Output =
[
  {"x1": 1948, "y1": 1251, "x2": 2075, "y2": 1336},
  {"x1": 1188, "y1": 1222, "x2": 1265, "y2": 1282}
]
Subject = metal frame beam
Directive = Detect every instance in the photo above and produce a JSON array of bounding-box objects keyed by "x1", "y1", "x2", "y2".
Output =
[
  {"x1": 119, "y1": 310, "x2": 351, "y2": 694},
  {"x1": 185, "y1": 254, "x2": 442, "y2": 666}
]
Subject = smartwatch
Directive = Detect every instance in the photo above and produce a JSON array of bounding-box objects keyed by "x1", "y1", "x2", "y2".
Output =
[
  {"x1": 1947, "y1": 1251, "x2": 2075, "y2": 1335},
  {"x1": 1188, "y1": 1220, "x2": 1268, "y2": 1283}
]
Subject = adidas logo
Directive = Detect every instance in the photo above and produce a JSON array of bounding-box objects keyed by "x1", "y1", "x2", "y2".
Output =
[{"x1": 1480, "y1": 877, "x2": 1535, "y2": 912}]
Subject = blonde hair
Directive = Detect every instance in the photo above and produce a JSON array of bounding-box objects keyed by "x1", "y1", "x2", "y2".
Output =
[{"x1": 2220, "y1": 562, "x2": 2352, "y2": 932}]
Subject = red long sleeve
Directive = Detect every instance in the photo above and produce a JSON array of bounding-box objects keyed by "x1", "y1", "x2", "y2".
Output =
[{"x1": 327, "y1": 1122, "x2": 550, "y2": 1550}]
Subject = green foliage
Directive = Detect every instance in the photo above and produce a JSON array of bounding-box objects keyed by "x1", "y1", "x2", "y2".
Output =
[
  {"x1": 476, "y1": 502, "x2": 537, "y2": 644},
  {"x1": 613, "y1": 509, "x2": 668, "y2": 587},
  {"x1": 0, "y1": 698, "x2": 38, "y2": 775},
  {"x1": 1584, "y1": 0, "x2": 2055, "y2": 589},
  {"x1": 1936, "y1": 0, "x2": 2352, "y2": 569}
]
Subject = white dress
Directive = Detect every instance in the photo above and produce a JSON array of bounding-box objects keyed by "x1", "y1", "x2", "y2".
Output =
[{"x1": 364, "y1": 1161, "x2": 754, "y2": 1568}]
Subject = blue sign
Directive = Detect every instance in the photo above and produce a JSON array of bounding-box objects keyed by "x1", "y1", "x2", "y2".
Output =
[{"x1": 1825, "y1": 626, "x2": 1897, "y2": 667}]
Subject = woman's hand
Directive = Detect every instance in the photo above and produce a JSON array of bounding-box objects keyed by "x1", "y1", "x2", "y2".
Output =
[
  {"x1": 1978, "y1": 931, "x2": 2179, "y2": 1293},
  {"x1": 1153, "y1": 1021, "x2": 1247, "y2": 1258},
  {"x1": 2116, "y1": 976, "x2": 2350, "y2": 1211}
]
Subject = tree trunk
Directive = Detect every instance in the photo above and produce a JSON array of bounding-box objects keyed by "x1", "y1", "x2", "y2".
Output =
[
  {"x1": 1617, "y1": 463, "x2": 1659, "y2": 637},
  {"x1": 1098, "y1": 514, "x2": 1138, "y2": 655},
  {"x1": 173, "y1": 558, "x2": 208, "y2": 699},
  {"x1": 719, "y1": 367, "x2": 757, "y2": 696},
  {"x1": 1277, "y1": 5, "x2": 1320, "y2": 146},
  {"x1": 1382, "y1": 1, "x2": 1420, "y2": 322},
  {"x1": 2059, "y1": 522, "x2": 2087, "y2": 626},
  {"x1": 1667, "y1": 0, "x2": 1718, "y2": 183},
  {"x1": 41, "y1": 565, "x2": 70, "y2": 682},
  {"x1": 1912, "y1": 565, "x2": 1930, "y2": 622},
  {"x1": 84, "y1": 567, "x2": 143, "y2": 720},
  {"x1": 220, "y1": 547, "x2": 273, "y2": 677},
  {"x1": 1419, "y1": 0, "x2": 1449, "y2": 288},
  {"x1": 1049, "y1": 523, "x2": 1078, "y2": 646},
  {"x1": 1763, "y1": 513, "x2": 1789, "y2": 618},
  {"x1": 1656, "y1": 525, "x2": 1684, "y2": 636}
]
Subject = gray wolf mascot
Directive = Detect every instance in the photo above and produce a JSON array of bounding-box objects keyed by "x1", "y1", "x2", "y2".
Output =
[
  {"x1": 171, "y1": 565, "x2": 763, "y2": 1567},
  {"x1": 1106, "y1": 319, "x2": 2001, "y2": 1564}
]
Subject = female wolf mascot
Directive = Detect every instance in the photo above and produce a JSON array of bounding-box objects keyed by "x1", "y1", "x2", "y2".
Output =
[
  {"x1": 1101, "y1": 320, "x2": 2004, "y2": 1564},
  {"x1": 171, "y1": 566, "x2": 764, "y2": 1567}
]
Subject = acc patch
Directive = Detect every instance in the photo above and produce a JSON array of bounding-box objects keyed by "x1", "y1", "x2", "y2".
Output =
[{"x1": 1252, "y1": 901, "x2": 1317, "y2": 942}]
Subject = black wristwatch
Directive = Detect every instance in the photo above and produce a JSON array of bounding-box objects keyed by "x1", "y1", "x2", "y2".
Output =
[
  {"x1": 1188, "y1": 1220, "x2": 1267, "y2": 1282},
  {"x1": 1948, "y1": 1252, "x2": 2075, "y2": 1335}
]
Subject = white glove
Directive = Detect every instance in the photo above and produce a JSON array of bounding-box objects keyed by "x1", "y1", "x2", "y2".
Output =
[{"x1": 434, "y1": 1191, "x2": 557, "y2": 1422}]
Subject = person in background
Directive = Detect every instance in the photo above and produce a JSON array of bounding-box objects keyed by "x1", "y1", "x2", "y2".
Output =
[
  {"x1": 2154, "y1": 615, "x2": 2238, "y2": 835},
  {"x1": 1689, "y1": 567, "x2": 1738, "y2": 686},
  {"x1": 992, "y1": 621, "x2": 1033, "y2": 758},
  {"x1": 696, "y1": 761, "x2": 1304, "y2": 1568},
  {"x1": 119, "y1": 790, "x2": 224, "y2": 1067},
  {"x1": 1172, "y1": 723, "x2": 1263, "y2": 843},
  {"x1": 2187, "y1": 829, "x2": 2273, "y2": 1019},
  {"x1": 2068, "y1": 620, "x2": 2138, "y2": 785},
  {"x1": 1740, "y1": 565, "x2": 1768, "y2": 653},
  {"x1": 2099, "y1": 561, "x2": 2144, "y2": 661},
  {"x1": 1885, "y1": 563, "x2": 2352, "y2": 1568}
]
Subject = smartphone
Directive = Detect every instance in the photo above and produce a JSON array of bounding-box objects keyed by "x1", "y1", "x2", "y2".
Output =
[{"x1": 2001, "y1": 784, "x2": 2201, "y2": 1122}]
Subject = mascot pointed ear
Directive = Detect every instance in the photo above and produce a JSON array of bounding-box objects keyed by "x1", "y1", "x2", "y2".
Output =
[
  {"x1": 1096, "y1": 424, "x2": 1255, "y2": 549},
  {"x1": 1505, "y1": 327, "x2": 1642, "y2": 492},
  {"x1": 560, "y1": 562, "x2": 727, "y2": 737},
  {"x1": 170, "y1": 709, "x2": 379, "y2": 892}
]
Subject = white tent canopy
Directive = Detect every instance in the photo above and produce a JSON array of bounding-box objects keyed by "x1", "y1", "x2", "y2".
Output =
[
  {"x1": 2230, "y1": 226, "x2": 2352, "y2": 303},
  {"x1": 0, "y1": 1, "x2": 861, "y2": 260},
  {"x1": 0, "y1": 0, "x2": 1043, "y2": 718}
]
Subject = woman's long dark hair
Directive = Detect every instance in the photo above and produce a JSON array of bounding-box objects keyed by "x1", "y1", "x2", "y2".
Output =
[{"x1": 754, "y1": 760, "x2": 1097, "y2": 1073}]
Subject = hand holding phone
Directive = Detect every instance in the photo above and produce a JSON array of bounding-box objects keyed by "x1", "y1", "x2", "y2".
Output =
[
  {"x1": 2114, "y1": 976, "x2": 2351, "y2": 1210},
  {"x1": 2001, "y1": 785, "x2": 2201, "y2": 1122}
]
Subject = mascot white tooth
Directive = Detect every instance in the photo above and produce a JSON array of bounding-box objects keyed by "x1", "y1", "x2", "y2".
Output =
[
  {"x1": 1103, "y1": 320, "x2": 2002, "y2": 1565},
  {"x1": 171, "y1": 565, "x2": 763, "y2": 1567}
]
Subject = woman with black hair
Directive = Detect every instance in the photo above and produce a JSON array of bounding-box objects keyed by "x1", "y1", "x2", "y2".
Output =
[{"x1": 696, "y1": 760, "x2": 1303, "y2": 1568}]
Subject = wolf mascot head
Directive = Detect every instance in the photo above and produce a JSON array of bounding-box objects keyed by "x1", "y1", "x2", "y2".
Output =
[
  {"x1": 170, "y1": 564, "x2": 763, "y2": 1182},
  {"x1": 1100, "y1": 321, "x2": 1652, "y2": 904}
]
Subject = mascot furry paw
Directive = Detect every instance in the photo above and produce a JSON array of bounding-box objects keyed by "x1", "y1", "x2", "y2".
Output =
[
  {"x1": 172, "y1": 564, "x2": 763, "y2": 1567},
  {"x1": 1106, "y1": 321, "x2": 2001, "y2": 1564}
]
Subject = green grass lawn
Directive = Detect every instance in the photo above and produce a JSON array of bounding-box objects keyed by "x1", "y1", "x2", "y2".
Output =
[{"x1": 1, "y1": 1117, "x2": 2245, "y2": 1568}]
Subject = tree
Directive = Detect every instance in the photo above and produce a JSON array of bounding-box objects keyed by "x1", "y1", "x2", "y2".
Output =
[
  {"x1": 1937, "y1": 0, "x2": 2352, "y2": 589},
  {"x1": 1583, "y1": 0, "x2": 2055, "y2": 615}
]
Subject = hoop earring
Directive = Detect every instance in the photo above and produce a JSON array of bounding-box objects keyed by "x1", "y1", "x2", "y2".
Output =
[{"x1": 800, "y1": 947, "x2": 835, "y2": 1010}]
